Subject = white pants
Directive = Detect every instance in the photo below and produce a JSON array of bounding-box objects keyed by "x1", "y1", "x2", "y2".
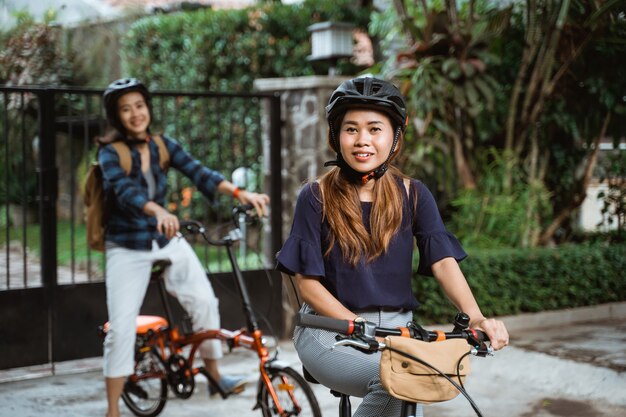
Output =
[{"x1": 103, "y1": 236, "x2": 222, "y2": 378}]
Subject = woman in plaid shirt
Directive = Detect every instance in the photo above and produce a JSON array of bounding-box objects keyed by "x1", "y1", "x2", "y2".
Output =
[{"x1": 99, "y1": 78, "x2": 269, "y2": 417}]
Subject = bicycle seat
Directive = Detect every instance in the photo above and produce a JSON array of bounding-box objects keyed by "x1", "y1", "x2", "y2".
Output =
[
  {"x1": 135, "y1": 315, "x2": 168, "y2": 334},
  {"x1": 302, "y1": 366, "x2": 318, "y2": 384},
  {"x1": 101, "y1": 315, "x2": 168, "y2": 335},
  {"x1": 150, "y1": 259, "x2": 172, "y2": 281}
]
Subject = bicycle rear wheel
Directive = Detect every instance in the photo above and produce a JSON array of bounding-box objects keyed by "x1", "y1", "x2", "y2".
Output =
[
  {"x1": 259, "y1": 366, "x2": 321, "y2": 417},
  {"x1": 121, "y1": 349, "x2": 168, "y2": 417}
]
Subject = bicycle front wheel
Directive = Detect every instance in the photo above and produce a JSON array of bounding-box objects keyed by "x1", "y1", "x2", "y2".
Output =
[
  {"x1": 121, "y1": 349, "x2": 168, "y2": 417},
  {"x1": 259, "y1": 366, "x2": 322, "y2": 417}
]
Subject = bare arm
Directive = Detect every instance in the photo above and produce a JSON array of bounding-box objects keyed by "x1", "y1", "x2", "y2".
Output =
[
  {"x1": 217, "y1": 180, "x2": 270, "y2": 217},
  {"x1": 432, "y1": 257, "x2": 509, "y2": 350},
  {"x1": 296, "y1": 273, "x2": 359, "y2": 321}
]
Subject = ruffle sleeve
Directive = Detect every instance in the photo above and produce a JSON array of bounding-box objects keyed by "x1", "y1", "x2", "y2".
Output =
[
  {"x1": 411, "y1": 179, "x2": 468, "y2": 276},
  {"x1": 276, "y1": 235, "x2": 325, "y2": 277},
  {"x1": 415, "y1": 231, "x2": 467, "y2": 276},
  {"x1": 275, "y1": 183, "x2": 325, "y2": 277}
]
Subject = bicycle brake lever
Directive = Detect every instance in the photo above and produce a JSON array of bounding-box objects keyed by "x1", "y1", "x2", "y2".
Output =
[
  {"x1": 333, "y1": 336, "x2": 379, "y2": 353},
  {"x1": 471, "y1": 345, "x2": 494, "y2": 357},
  {"x1": 227, "y1": 228, "x2": 243, "y2": 242}
]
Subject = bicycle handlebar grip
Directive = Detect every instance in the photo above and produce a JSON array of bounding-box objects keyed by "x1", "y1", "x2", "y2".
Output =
[
  {"x1": 233, "y1": 203, "x2": 255, "y2": 213},
  {"x1": 474, "y1": 329, "x2": 489, "y2": 342},
  {"x1": 295, "y1": 313, "x2": 353, "y2": 335}
]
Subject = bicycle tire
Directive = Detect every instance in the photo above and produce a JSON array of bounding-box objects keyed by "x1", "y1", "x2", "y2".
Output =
[
  {"x1": 121, "y1": 349, "x2": 168, "y2": 417},
  {"x1": 259, "y1": 366, "x2": 322, "y2": 417}
]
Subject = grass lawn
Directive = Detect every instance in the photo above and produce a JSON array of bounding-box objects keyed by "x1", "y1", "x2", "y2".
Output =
[{"x1": 0, "y1": 220, "x2": 266, "y2": 273}]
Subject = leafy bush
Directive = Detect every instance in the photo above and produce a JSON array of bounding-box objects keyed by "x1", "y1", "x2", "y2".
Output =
[
  {"x1": 413, "y1": 242, "x2": 626, "y2": 324},
  {"x1": 120, "y1": 0, "x2": 371, "y2": 92},
  {"x1": 450, "y1": 148, "x2": 552, "y2": 248}
]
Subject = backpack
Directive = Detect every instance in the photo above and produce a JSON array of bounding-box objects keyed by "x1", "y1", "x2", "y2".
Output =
[{"x1": 83, "y1": 135, "x2": 170, "y2": 251}]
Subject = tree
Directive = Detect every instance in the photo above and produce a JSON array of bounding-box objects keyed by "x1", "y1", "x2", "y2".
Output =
[
  {"x1": 503, "y1": 0, "x2": 625, "y2": 245},
  {"x1": 372, "y1": 0, "x2": 511, "y2": 191},
  {"x1": 372, "y1": 0, "x2": 625, "y2": 247},
  {"x1": 0, "y1": 10, "x2": 76, "y2": 88},
  {"x1": 0, "y1": 11, "x2": 83, "y2": 211}
]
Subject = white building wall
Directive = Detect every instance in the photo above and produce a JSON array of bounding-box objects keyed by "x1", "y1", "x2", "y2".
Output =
[{"x1": 578, "y1": 181, "x2": 615, "y2": 232}]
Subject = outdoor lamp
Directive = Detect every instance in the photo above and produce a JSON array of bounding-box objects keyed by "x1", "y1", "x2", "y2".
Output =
[{"x1": 307, "y1": 21, "x2": 354, "y2": 76}]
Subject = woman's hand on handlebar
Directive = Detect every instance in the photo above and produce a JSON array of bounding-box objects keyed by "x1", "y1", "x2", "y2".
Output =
[
  {"x1": 471, "y1": 317, "x2": 509, "y2": 350},
  {"x1": 156, "y1": 211, "x2": 179, "y2": 239},
  {"x1": 144, "y1": 202, "x2": 179, "y2": 239},
  {"x1": 236, "y1": 190, "x2": 270, "y2": 217}
]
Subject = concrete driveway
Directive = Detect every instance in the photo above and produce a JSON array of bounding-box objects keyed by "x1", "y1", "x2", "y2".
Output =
[{"x1": 1, "y1": 303, "x2": 625, "y2": 417}]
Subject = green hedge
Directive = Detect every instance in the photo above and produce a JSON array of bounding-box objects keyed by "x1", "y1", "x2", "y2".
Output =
[
  {"x1": 121, "y1": 0, "x2": 371, "y2": 91},
  {"x1": 413, "y1": 242, "x2": 626, "y2": 324}
]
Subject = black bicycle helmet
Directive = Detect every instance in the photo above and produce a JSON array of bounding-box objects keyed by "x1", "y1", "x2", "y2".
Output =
[
  {"x1": 103, "y1": 78, "x2": 152, "y2": 135},
  {"x1": 326, "y1": 77, "x2": 407, "y2": 141},
  {"x1": 324, "y1": 77, "x2": 408, "y2": 184}
]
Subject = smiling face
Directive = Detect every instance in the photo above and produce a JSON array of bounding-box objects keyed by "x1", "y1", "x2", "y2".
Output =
[
  {"x1": 338, "y1": 109, "x2": 396, "y2": 174},
  {"x1": 117, "y1": 91, "x2": 151, "y2": 139}
]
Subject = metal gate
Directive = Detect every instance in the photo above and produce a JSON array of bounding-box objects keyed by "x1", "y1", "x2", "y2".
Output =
[{"x1": 0, "y1": 86, "x2": 283, "y2": 370}]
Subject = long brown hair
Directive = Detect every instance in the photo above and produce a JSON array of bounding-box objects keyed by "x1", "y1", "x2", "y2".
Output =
[{"x1": 319, "y1": 163, "x2": 406, "y2": 267}]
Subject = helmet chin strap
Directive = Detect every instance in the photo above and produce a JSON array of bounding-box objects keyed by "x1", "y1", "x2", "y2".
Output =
[
  {"x1": 324, "y1": 154, "x2": 385, "y2": 185},
  {"x1": 324, "y1": 126, "x2": 401, "y2": 185}
]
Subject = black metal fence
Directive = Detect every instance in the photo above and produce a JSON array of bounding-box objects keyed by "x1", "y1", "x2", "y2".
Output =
[
  {"x1": 0, "y1": 85, "x2": 283, "y2": 370},
  {"x1": 1, "y1": 85, "x2": 282, "y2": 290}
]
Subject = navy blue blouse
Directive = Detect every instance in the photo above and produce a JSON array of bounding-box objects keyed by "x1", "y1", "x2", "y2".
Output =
[{"x1": 276, "y1": 177, "x2": 467, "y2": 311}]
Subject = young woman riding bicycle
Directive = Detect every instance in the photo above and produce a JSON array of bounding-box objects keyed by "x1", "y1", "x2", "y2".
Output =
[
  {"x1": 277, "y1": 77, "x2": 509, "y2": 417},
  {"x1": 99, "y1": 78, "x2": 270, "y2": 417}
]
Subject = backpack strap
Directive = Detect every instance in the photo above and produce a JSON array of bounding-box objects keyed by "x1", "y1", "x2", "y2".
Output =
[
  {"x1": 152, "y1": 135, "x2": 170, "y2": 171},
  {"x1": 105, "y1": 136, "x2": 169, "y2": 174},
  {"x1": 110, "y1": 141, "x2": 132, "y2": 175}
]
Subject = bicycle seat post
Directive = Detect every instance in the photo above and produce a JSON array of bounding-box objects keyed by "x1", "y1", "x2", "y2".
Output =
[
  {"x1": 400, "y1": 402, "x2": 418, "y2": 417},
  {"x1": 338, "y1": 392, "x2": 351, "y2": 417}
]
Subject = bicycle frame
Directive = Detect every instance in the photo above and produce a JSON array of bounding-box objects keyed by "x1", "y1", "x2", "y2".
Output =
[
  {"x1": 102, "y1": 212, "x2": 322, "y2": 417},
  {"x1": 141, "y1": 227, "x2": 297, "y2": 412}
]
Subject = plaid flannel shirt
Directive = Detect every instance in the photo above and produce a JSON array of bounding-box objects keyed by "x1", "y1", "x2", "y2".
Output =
[{"x1": 99, "y1": 135, "x2": 225, "y2": 250}]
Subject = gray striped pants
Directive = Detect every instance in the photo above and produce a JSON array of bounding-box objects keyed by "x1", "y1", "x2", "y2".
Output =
[{"x1": 294, "y1": 304, "x2": 424, "y2": 417}]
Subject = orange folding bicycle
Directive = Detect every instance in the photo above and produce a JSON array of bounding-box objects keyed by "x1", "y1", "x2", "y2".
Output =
[{"x1": 100, "y1": 206, "x2": 321, "y2": 417}]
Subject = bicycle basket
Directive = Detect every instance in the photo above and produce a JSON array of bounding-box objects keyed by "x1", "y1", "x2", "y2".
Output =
[{"x1": 379, "y1": 336, "x2": 471, "y2": 404}]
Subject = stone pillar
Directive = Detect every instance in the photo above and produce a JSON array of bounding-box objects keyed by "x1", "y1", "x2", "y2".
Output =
[
  {"x1": 254, "y1": 75, "x2": 349, "y2": 337},
  {"x1": 254, "y1": 75, "x2": 349, "y2": 239}
]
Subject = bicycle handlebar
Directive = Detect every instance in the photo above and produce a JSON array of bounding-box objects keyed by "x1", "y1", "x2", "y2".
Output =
[
  {"x1": 179, "y1": 205, "x2": 259, "y2": 247},
  {"x1": 295, "y1": 312, "x2": 492, "y2": 355},
  {"x1": 296, "y1": 312, "x2": 494, "y2": 416}
]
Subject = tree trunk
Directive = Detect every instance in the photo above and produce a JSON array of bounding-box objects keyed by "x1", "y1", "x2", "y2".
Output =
[
  {"x1": 392, "y1": 0, "x2": 420, "y2": 44},
  {"x1": 522, "y1": 126, "x2": 540, "y2": 247},
  {"x1": 450, "y1": 130, "x2": 476, "y2": 190},
  {"x1": 504, "y1": 0, "x2": 540, "y2": 188}
]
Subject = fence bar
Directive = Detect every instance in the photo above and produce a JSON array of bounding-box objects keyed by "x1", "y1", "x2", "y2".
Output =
[
  {"x1": 20, "y1": 93, "x2": 28, "y2": 287},
  {"x1": 37, "y1": 89, "x2": 58, "y2": 288},
  {"x1": 268, "y1": 93, "x2": 282, "y2": 258},
  {"x1": 2, "y1": 92, "x2": 9, "y2": 287}
]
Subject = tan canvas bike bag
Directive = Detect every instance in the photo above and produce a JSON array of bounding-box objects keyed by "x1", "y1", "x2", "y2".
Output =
[{"x1": 379, "y1": 336, "x2": 471, "y2": 404}]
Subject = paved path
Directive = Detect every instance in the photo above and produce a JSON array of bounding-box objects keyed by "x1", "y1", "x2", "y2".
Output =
[
  {"x1": 1, "y1": 304, "x2": 625, "y2": 417},
  {"x1": 0, "y1": 243, "x2": 102, "y2": 290}
]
